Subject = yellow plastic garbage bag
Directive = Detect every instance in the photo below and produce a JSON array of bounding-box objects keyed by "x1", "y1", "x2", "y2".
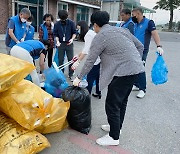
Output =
[
  {"x1": 36, "y1": 98, "x2": 70, "y2": 134},
  {"x1": 0, "y1": 80, "x2": 53, "y2": 130},
  {"x1": 0, "y1": 53, "x2": 35, "y2": 92},
  {"x1": 0, "y1": 112, "x2": 50, "y2": 154}
]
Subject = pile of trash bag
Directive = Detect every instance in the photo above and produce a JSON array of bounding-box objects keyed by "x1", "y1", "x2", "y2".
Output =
[
  {"x1": 0, "y1": 112, "x2": 50, "y2": 154},
  {"x1": 0, "y1": 53, "x2": 35, "y2": 92},
  {"x1": 0, "y1": 54, "x2": 70, "y2": 153},
  {"x1": 62, "y1": 86, "x2": 91, "y2": 134},
  {"x1": 44, "y1": 67, "x2": 69, "y2": 98},
  {"x1": 36, "y1": 98, "x2": 70, "y2": 134}
]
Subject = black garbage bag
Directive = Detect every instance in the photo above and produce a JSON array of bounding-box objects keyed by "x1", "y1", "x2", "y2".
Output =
[{"x1": 62, "y1": 86, "x2": 91, "y2": 134}]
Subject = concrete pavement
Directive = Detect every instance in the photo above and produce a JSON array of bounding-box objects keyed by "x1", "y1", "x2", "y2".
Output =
[{"x1": 0, "y1": 31, "x2": 180, "y2": 154}]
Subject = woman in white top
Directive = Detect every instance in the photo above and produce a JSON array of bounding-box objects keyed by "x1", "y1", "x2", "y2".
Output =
[{"x1": 72, "y1": 21, "x2": 101, "y2": 99}]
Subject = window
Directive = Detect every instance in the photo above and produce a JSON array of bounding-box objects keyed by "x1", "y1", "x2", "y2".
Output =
[
  {"x1": 57, "y1": 2, "x2": 68, "y2": 20},
  {"x1": 76, "y1": 6, "x2": 89, "y2": 23},
  {"x1": 57, "y1": 2, "x2": 68, "y2": 12}
]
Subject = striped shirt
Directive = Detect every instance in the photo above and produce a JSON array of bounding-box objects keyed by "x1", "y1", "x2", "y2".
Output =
[{"x1": 78, "y1": 24, "x2": 145, "y2": 90}]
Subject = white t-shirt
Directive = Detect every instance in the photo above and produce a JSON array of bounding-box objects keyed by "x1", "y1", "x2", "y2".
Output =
[{"x1": 82, "y1": 29, "x2": 101, "y2": 65}]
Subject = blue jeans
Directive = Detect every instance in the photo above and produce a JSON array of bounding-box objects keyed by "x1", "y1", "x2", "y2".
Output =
[
  {"x1": 86, "y1": 64, "x2": 101, "y2": 95},
  {"x1": 134, "y1": 49, "x2": 149, "y2": 92}
]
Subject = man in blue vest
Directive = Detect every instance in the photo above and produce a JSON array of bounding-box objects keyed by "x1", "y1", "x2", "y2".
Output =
[
  {"x1": 5, "y1": 8, "x2": 31, "y2": 54},
  {"x1": 10, "y1": 40, "x2": 47, "y2": 87},
  {"x1": 120, "y1": 9, "x2": 134, "y2": 35},
  {"x1": 132, "y1": 8, "x2": 164, "y2": 98}
]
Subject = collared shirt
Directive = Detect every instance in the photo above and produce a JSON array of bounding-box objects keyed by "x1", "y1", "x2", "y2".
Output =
[
  {"x1": 53, "y1": 19, "x2": 76, "y2": 43},
  {"x1": 78, "y1": 24, "x2": 145, "y2": 90}
]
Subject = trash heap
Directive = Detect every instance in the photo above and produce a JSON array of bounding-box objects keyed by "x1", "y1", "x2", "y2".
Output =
[{"x1": 0, "y1": 53, "x2": 70, "y2": 154}]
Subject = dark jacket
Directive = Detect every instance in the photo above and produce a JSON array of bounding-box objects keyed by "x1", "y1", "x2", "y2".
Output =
[{"x1": 53, "y1": 19, "x2": 76, "y2": 43}]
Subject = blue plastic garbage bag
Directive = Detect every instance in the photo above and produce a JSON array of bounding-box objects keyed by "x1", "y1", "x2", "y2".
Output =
[
  {"x1": 25, "y1": 74, "x2": 32, "y2": 82},
  {"x1": 151, "y1": 53, "x2": 168, "y2": 85},
  {"x1": 53, "y1": 48, "x2": 59, "y2": 66},
  {"x1": 44, "y1": 67, "x2": 69, "y2": 97}
]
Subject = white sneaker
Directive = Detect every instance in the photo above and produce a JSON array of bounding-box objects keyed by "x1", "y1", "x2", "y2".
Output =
[
  {"x1": 101, "y1": 125, "x2": 122, "y2": 134},
  {"x1": 136, "y1": 90, "x2": 146, "y2": 98},
  {"x1": 96, "y1": 134, "x2": 119, "y2": 146},
  {"x1": 132, "y1": 85, "x2": 139, "y2": 91}
]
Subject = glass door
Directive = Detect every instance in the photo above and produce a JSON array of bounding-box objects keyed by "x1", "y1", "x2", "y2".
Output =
[{"x1": 29, "y1": 6, "x2": 38, "y2": 32}]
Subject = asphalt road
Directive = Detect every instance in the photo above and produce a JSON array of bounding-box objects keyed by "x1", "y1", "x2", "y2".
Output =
[{"x1": 0, "y1": 31, "x2": 180, "y2": 154}]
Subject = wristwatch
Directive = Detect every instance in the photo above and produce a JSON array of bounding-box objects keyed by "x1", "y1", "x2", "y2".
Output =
[{"x1": 157, "y1": 45, "x2": 162, "y2": 48}]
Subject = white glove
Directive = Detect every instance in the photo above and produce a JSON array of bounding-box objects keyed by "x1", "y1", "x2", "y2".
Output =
[
  {"x1": 56, "y1": 41, "x2": 61, "y2": 47},
  {"x1": 16, "y1": 41, "x2": 20, "y2": 44},
  {"x1": 157, "y1": 47, "x2": 164, "y2": 55},
  {"x1": 71, "y1": 60, "x2": 80, "y2": 70},
  {"x1": 20, "y1": 38, "x2": 25, "y2": 42},
  {"x1": 67, "y1": 39, "x2": 73, "y2": 45},
  {"x1": 73, "y1": 77, "x2": 81, "y2": 86}
]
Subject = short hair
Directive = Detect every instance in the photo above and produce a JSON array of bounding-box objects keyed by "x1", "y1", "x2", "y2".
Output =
[
  {"x1": 27, "y1": 15, "x2": 33, "y2": 22},
  {"x1": 90, "y1": 11, "x2": 109, "y2": 27},
  {"x1": 20, "y1": 8, "x2": 31, "y2": 16},
  {"x1": 58, "y1": 10, "x2": 68, "y2": 20},
  {"x1": 132, "y1": 8, "x2": 143, "y2": 14},
  {"x1": 43, "y1": 14, "x2": 54, "y2": 21},
  {"x1": 121, "y1": 9, "x2": 131, "y2": 15}
]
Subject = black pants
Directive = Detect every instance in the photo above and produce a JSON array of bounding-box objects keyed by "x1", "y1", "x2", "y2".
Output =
[
  {"x1": 86, "y1": 64, "x2": 101, "y2": 95},
  {"x1": 58, "y1": 43, "x2": 74, "y2": 76},
  {"x1": 47, "y1": 47, "x2": 53, "y2": 68},
  {"x1": 105, "y1": 75, "x2": 137, "y2": 140}
]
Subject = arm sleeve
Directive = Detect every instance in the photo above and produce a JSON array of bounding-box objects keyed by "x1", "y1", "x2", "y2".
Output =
[
  {"x1": 82, "y1": 33, "x2": 94, "y2": 55},
  {"x1": 148, "y1": 20, "x2": 156, "y2": 32},
  {"x1": 127, "y1": 22, "x2": 134, "y2": 35},
  {"x1": 53, "y1": 23, "x2": 59, "y2": 38},
  {"x1": 78, "y1": 33, "x2": 106, "y2": 79},
  {"x1": 131, "y1": 34, "x2": 144, "y2": 57},
  {"x1": 8, "y1": 19, "x2": 15, "y2": 30},
  {"x1": 71, "y1": 21, "x2": 77, "y2": 35}
]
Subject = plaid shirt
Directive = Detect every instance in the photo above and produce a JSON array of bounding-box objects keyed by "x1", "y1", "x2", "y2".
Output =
[{"x1": 39, "y1": 24, "x2": 54, "y2": 48}]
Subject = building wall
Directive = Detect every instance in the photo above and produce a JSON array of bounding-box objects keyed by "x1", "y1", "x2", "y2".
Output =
[
  {"x1": 68, "y1": 4, "x2": 76, "y2": 21},
  {"x1": 0, "y1": 0, "x2": 12, "y2": 34},
  {"x1": 48, "y1": 0, "x2": 57, "y2": 21},
  {"x1": 102, "y1": 2, "x2": 119, "y2": 21}
]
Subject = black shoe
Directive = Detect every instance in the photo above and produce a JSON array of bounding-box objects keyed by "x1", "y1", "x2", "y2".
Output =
[{"x1": 92, "y1": 93, "x2": 101, "y2": 99}]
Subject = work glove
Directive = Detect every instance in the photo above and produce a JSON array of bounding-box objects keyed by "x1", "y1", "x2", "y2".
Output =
[
  {"x1": 16, "y1": 41, "x2": 20, "y2": 44},
  {"x1": 71, "y1": 60, "x2": 80, "y2": 70},
  {"x1": 72, "y1": 55, "x2": 78, "y2": 62},
  {"x1": 73, "y1": 77, "x2": 81, "y2": 87},
  {"x1": 67, "y1": 39, "x2": 73, "y2": 45},
  {"x1": 56, "y1": 41, "x2": 61, "y2": 47},
  {"x1": 157, "y1": 47, "x2": 164, "y2": 55},
  {"x1": 20, "y1": 38, "x2": 25, "y2": 42}
]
